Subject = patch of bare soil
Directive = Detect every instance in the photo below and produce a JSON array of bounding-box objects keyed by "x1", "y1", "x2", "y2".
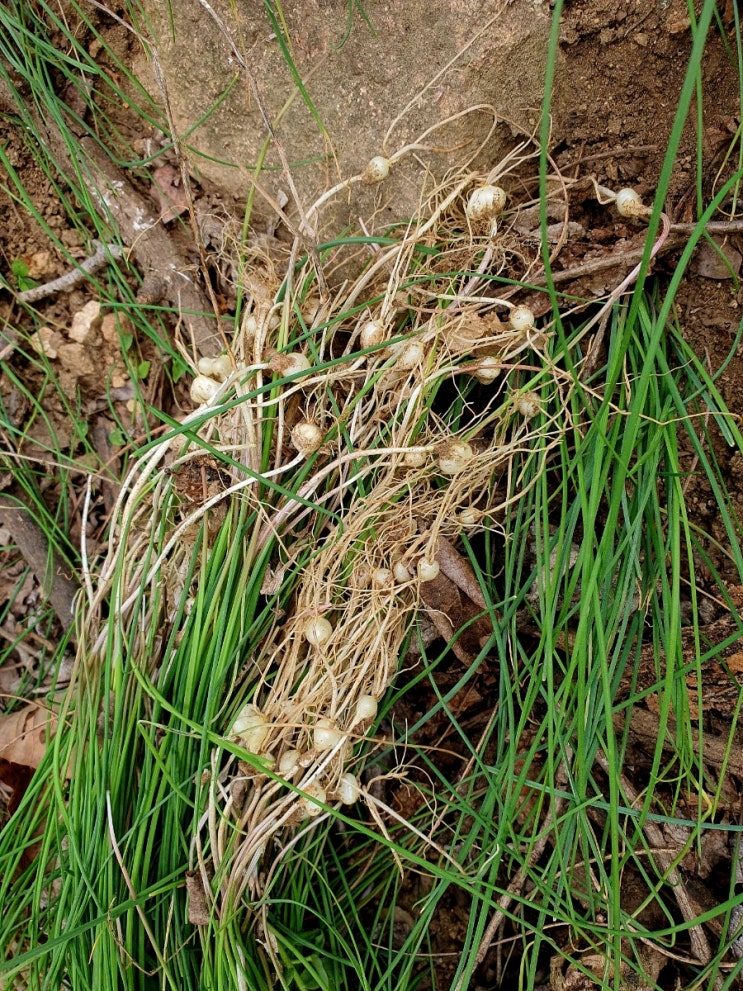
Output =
[{"x1": 1, "y1": 1, "x2": 743, "y2": 989}]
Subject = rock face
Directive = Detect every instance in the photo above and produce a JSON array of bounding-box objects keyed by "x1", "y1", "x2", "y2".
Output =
[{"x1": 133, "y1": 1, "x2": 556, "y2": 233}]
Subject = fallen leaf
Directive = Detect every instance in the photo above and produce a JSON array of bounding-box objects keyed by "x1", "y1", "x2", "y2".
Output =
[
  {"x1": 435, "y1": 536, "x2": 487, "y2": 608},
  {"x1": 186, "y1": 869, "x2": 212, "y2": 925},
  {"x1": 420, "y1": 546, "x2": 492, "y2": 663},
  {"x1": 693, "y1": 237, "x2": 742, "y2": 280},
  {"x1": 0, "y1": 703, "x2": 57, "y2": 769},
  {"x1": 151, "y1": 164, "x2": 189, "y2": 223},
  {"x1": 0, "y1": 758, "x2": 33, "y2": 817}
]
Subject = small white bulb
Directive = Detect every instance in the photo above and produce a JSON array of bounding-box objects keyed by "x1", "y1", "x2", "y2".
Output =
[
  {"x1": 472, "y1": 356, "x2": 501, "y2": 384},
  {"x1": 302, "y1": 615, "x2": 333, "y2": 647},
  {"x1": 466, "y1": 185, "x2": 507, "y2": 223},
  {"x1": 302, "y1": 296, "x2": 321, "y2": 324},
  {"x1": 337, "y1": 772, "x2": 361, "y2": 805},
  {"x1": 394, "y1": 341, "x2": 425, "y2": 370},
  {"x1": 243, "y1": 314, "x2": 259, "y2": 339},
  {"x1": 393, "y1": 560, "x2": 411, "y2": 583},
  {"x1": 515, "y1": 391, "x2": 542, "y2": 419},
  {"x1": 360, "y1": 319, "x2": 386, "y2": 349},
  {"x1": 417, "y1": 558, "x2": 440, "y2": 582},
  {"x1": 403, "y1": 448, "x2": 427, "y2": 468},
  {"x1": 291, "y1": 420, "x2": 323, "y2": 457},
  {"x1": 300, "y1": 781, "x2": 327, "y2": 817},
  {"x1": 232, "y1": 703, "x2": 269, "y2": 753},
  {"x1": 353, "y1": 564, "x2": 373, "y2": 589},
  {"x1": 198, "y1": 355, "x2": 232, "y2": 382},
  {"x1": 278, "y1": 749, "x2": 300, "y2": 776},
  {"x1": 458, "y1": 508, "x2": 478, "y2": 526},
  {"x1": 210, "y1": 354, "x2": 233, "y2": 381},
  {"x1": 615, "y1": 187, "x2": 648, "y2": 218},
  {"x1": 269, "y1": 352, "x2": 311, "y2": 377},
  {"x1": 190, "y1": 374, "x2": 220, "y2": 405},
  {"x1": 509, "y1": 305, "x2": 535, "y2": 334},
  {"x1": 362, "y1": 155, "x2": 391, "y2": 185},
  {"x1": 437, "y1": 440, "x2": 475, "y2": 475},
  {"x1": 314, "y1": 717, "x2": 343, "y2": 751},
  {"x1": 372, "y1": 567, "x2": 393, "y2": 588},
  {"x1": 354, "y1": 695, "x2": 378, "y2": 724}
]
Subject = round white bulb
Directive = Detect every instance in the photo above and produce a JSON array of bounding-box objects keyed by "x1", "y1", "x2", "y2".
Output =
[
  {"x1": 354, "y1": 695, "x2": 378, "y2": 724},
  {"x1": 278, "y1": 749, "x2": 300, "y2": 776},
  {"x1": 437, "y1": 440, "x2": 475, "y2": 475},
  {"x1": 372, "y1": 567, "x2": 393, "y2": 587},
  {"x1": 303, "y1": 615, "x2": 333, "y2": 647},
  {"x1": 395, "y1": 341, "x2": 425, "y2": 370},
  {"x1": 190, "y1": 374, "x2": 220, "y2": 405},
  {"x1": 403, "y1": 448, "x2": 427, "y2": 468},
  {"x1": 515, "y1": 391, "x2": 542, "y2": 419},
  {"x1": 615, "y1": 187, "x2": 646, "y2": 218},
  {"x1": 232, "y1": 703, "x2": 269, "y2": 753},
  {"x1": 418, "y1": 558, "x2": 440, "y2": 582},
  {"x1": 291, "y1": 420, "x2": 323, "y2": 457},
  {"x1": 459, "y1": 508, "x2": 478, "y2": 526},
  {"x1": 473, "y1": 356, "x2": 501, "y2": 384},
  {"x1": 337, "y1": 772, "x2": 361, "y2": 805},
  {"x1": 509, "y1": 305, "x2": 535, "y2": 333},
  {"x1": 393, "y1": 560, "x2": 411, "y2": 583},
  {"x1": 301, "y1": 782, "x2": 327, "y2": 817},
  {"x1": 314, "y1": 717, "x2": 343, "y2": 751},
  {"x1": 466, "y1": 185, "x2": 507, "y2": 223},
  {"x1": 362, "y1": 155, "x2": 391, "y2": 184},
  {"x1": 360, "y1": 319, "x2": 386, "y2": 349}
]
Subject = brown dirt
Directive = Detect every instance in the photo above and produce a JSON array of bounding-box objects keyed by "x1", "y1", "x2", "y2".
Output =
[{"x1": 1, "y1": 1, "x2": 743, "y2": 989}]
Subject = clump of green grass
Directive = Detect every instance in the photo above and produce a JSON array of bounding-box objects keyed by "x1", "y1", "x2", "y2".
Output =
[{"x1": 1, "y1": 2, "x2": 743, "y2": 991}]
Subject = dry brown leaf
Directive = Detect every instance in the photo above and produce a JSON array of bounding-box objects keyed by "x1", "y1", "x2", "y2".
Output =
[
  {"x1": 419, "y1": 566, "x2": 492, "y2": 663},
  {"x1": 151, "y1": 164, "x2": 189, "y2": 223},
  {"x1": 186, "y1": 869, "x2": 212, "y2": 925},
  {"x1": 435, "y1": 536, "x2": 487, "y2": 609},
  {"x1": 0, "y1": 703, "x2": 57, "y2": 769},
  {"x1": 693, "y1": 237, "x2": 742, "y2": 279}
]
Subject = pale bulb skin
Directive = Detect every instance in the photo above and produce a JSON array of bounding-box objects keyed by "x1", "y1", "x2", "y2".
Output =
[
  {"x1": 362, "y1": 155, "x2": 391, "y2": 184},
  {"x1": 314, "y1": 717, "x2": 342, "y2": 751},
  {"x1": 418, "y1": 558, "x2": 440, "y2": 582},
  {"x1": 615, "y1": 187, "x2": 648, "y2": 218},
  {"x1": 515, "y1": 391, "x2": 542, "y2": 419},
  {"x1": 466, "y1": 185, "x2": 507, "y2": 222},
  {"x1": 301, "y1": 782, "x2": 327, "y2": 817},
  {"x1": 291, "y1": 421, "x2": 323, "y2": 456},
  {"x1": 354, "y1": 695, "x2": 378, "y2": 723},
  {"x1": 509, "y1": 305, "x2": 535, "y2": 333},
  {"x1": 190, "y1": 374, "x2": 220, "y2": 404},
  {"x1": 303, "y1": 615, "x2": 333, "y2": 646},
  {"x1": 361, "y1": 319, "x2": 386, "y2": 349},
  {"x1": 337, "y1": 772, "x2": 361, "y2": 804},
  {"x1": 394, "y1": 341, "x2": 425, "y2": 370},
  {"x1": 437, "y1": 440, "x2": 475, "y2": 475},
  {"x1": 473, "y1": 357, "x2": 500, "y2": 384}
]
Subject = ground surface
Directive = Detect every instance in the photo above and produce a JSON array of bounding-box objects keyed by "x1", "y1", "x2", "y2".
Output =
[{"x1": 1, "y1": 1, "x2": 743, "y2": 989}]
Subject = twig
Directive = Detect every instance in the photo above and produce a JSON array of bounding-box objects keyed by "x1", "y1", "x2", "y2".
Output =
[
  {"x1": 463, "y1": 757, "x2": 571, "y2": 981},
  {"x1": 0, "y1": 62, "x2": 222, "y2": 356},
  {"x1": 582, "y1": 211, "x2": 671, "y2": 375},
  {"x1": 13, "y1": 240, "x2": 124, "y2": 304},
  {"x1": 534, "y1": 216, "x2": 743, "y2": 291},
  {"x1": 594, "y1": 749, "x2": 713, "y2": 971},
  {"x1": 0, "y1": 493, "x2": 78, "y2": 634}
]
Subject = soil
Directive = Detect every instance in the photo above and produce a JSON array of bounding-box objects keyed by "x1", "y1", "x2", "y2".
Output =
[{"x1": 1, "y1": 1, "x2": 743, "y2": 989}]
